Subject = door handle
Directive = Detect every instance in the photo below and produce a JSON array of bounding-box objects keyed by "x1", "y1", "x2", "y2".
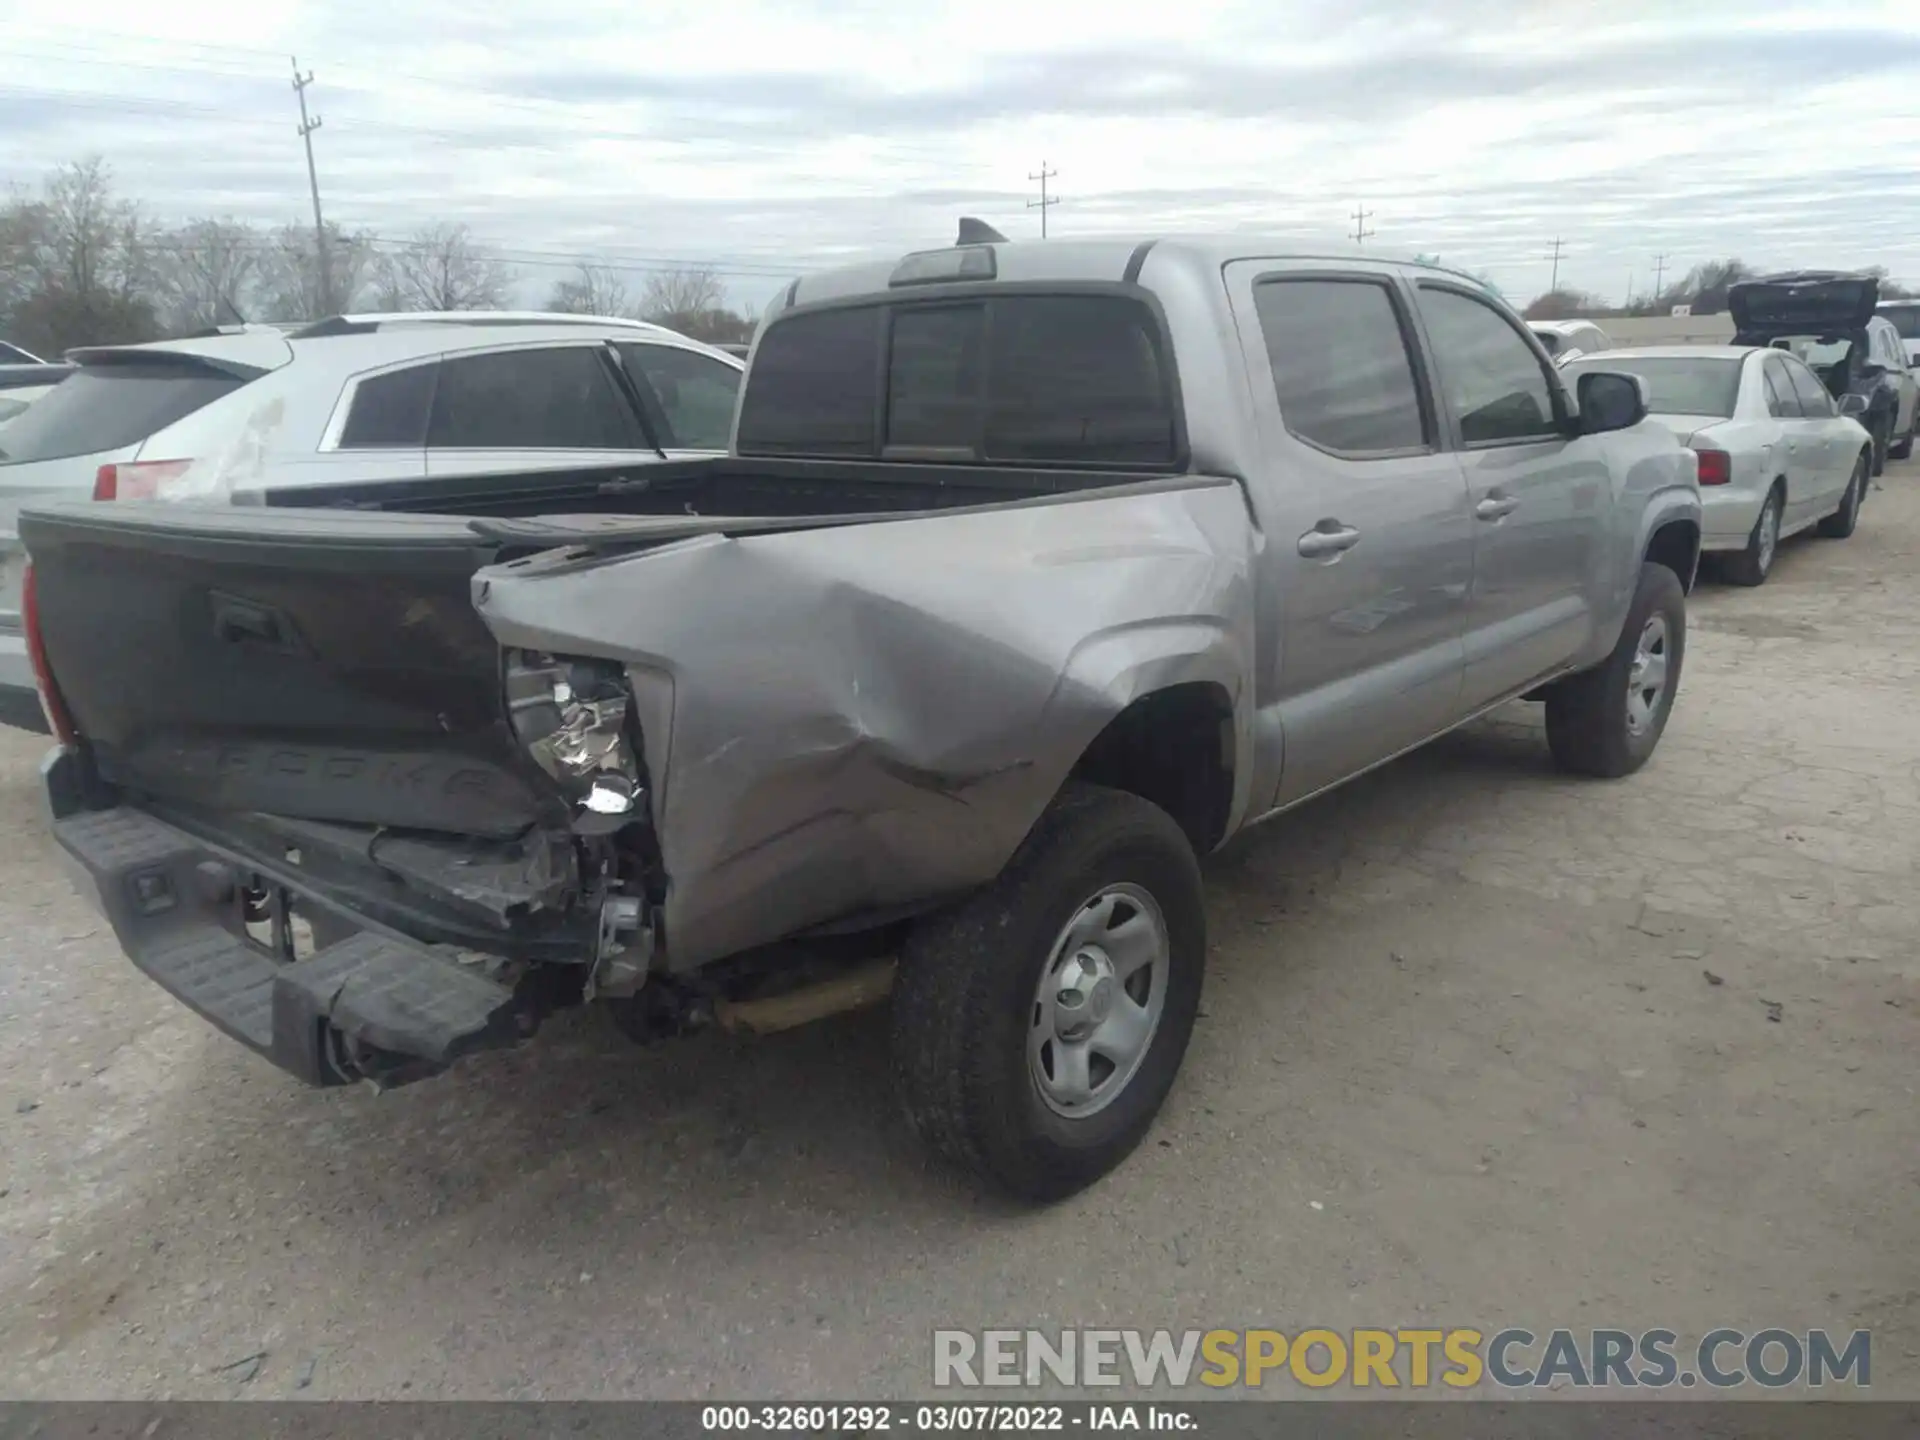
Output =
[
  {"x1": 1297, "y1": 522, "x2": 1361, "y2": 559},
  {"x1": 1474, "y1": 495, "x2": 1520, "y2": 521}
]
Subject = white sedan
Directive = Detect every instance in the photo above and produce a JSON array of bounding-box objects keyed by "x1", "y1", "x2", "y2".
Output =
[{"x1": 1563, "y1": 345, "x2": 1874, "y2": 586}]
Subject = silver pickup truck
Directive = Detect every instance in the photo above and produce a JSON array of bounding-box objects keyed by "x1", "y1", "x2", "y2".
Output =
[{"x1": 23, "y1": 233, "x2": 1701, "y2": 1200}]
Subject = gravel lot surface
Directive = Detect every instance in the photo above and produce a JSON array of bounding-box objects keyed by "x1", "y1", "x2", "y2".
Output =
[{"x1": 3, "y1": 460, "x2": 1918, "y2": 1399}]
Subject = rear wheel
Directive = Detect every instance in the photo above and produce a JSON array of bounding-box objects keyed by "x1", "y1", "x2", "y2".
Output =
[
  {"x1": 890, "y1": 783, "x2": 1205, "y2": 1201},
  {"x1": 1870, "y1": 416, "x2": 1890, "y2": 476},
  {"x1": 1545, "y1": 562, "x2": 1686, "y2": 779},
  {"x1": 1818, "y1": 454, "x2": 1867, "y2": 539},
  {"x1": 1722, "y1": 488, "x2": 1782, "y2": 587}
]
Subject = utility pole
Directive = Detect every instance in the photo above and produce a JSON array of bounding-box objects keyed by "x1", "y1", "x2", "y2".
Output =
[
  {"x1": 1651, "y1": 252, "x2": 1669, "y2": 299},
  {"x1": 292, "y1": 57, "x2": 332, "y2": 316},
  {"x1": 1028, "y1": 162, "x2": 1059, "y2": 238},
  {"x1": 1546, "y1": 236, "x2": 1566, "y2": 293},
  {"x1": 1350, "y1": 204, "x2": 1375, "y2": 245}
]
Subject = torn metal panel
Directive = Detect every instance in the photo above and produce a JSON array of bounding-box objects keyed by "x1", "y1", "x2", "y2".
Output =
[
  {"x1": 474, "y1": 479, "x2": 1257, "y2": 972},
  {"x1": 243, "y1": 814, "x2": 577, "y2": 927}
]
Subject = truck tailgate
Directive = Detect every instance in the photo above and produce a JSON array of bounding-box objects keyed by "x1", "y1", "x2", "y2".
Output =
[{"x1": 21, "y1": 503, "x2": 553, "y2": 837}]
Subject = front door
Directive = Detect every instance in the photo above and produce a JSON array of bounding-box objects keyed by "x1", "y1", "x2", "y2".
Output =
[
  {"x1": 1408, "y1": 281, "x2": 1607, "y2": 709},
  {"x1": 1225, "y1": 262, "x2": 1474, "y2": 810}
]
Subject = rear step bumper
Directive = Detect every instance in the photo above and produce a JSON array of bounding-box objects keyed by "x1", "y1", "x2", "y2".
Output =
[{"x1": 47, "y1": 775, "x2": 528, "y2": 1087}]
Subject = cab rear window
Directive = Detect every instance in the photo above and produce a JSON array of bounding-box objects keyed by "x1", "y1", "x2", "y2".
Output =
[{"x1": 737, "y1": 292, "x2": 1179, "y2": 467}]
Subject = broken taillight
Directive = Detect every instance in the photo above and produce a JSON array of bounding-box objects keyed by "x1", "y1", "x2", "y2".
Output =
[
  {"x1": 22, "y1": 563, "x2": 78, "y2": 744},
  {"x1": 93, "y1": 459, "x2": 193, "y2": 501},
  {"x1": 504, "y1": 651, "x2": 644, "y2": 833}
]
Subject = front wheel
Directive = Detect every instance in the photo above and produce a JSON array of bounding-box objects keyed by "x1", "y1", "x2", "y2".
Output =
[
  {"x1": 1870, "y1": 417, "x2": 1890, "y2": 476},
  {"x1": 1891, "y1": 416, "x2": 1915, "y2": 462},
  {"x1": 1545, "y1": 562, "x2": 1686, "y2": 779},
  {"x1": 890, "y1": 783, "x2": 1206, "y2": 1202}
]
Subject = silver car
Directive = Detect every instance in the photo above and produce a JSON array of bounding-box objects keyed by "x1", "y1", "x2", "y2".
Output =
[
  {"x1": 1564, "y1": 345, "x2": 1872, "y2": 586},
  {"x1": 1528, "y1": 319, "x2": 1612, "y2": 365},
  {"x1": 0, "y1": 312, "x2": 745, "y2": 729}
]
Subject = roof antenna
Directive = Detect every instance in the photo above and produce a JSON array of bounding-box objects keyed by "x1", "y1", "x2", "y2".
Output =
[{"x1": 956, "y1": 217, "x2": 1008, "y2": 247}]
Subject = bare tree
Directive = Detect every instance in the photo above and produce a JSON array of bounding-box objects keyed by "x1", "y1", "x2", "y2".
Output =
[
  {"x1": 1, "y1": 157, "x2": 158, "y2": 353},
  {"x1": 547, "y1": 262, "x2": 638, "y2": 318},
  {"x1": 257, "y1": 221, "x2": 379, "y2": 321},
  {"x1": 639, "y1": 265, "x2": 724, "y2": 321},
  {"x1": 378, "y1": 223, "x2": 513, "y2": 311},
  {"x1": 1523, "y1": 288, "x2": 1600, "y2": 321},
  {"x1": 154, "y1": 218, "x2": 260, "y2": 331}
]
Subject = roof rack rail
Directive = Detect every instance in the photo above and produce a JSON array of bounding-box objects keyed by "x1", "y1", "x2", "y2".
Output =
[{"x1": 288, "y1": 311, "x2": 669, "y2": 339}]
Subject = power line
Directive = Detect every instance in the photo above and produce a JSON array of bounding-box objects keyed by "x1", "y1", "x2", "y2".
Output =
[
  {"x1": 291, "y1": 58, "x2": 332, "y2": 315},
  {"x1": 1547, "y1": 236, "x2": 1566, "y2": 291},
  {"x1": 1028, "y1": 162, "x2": 1059, "y2": 239},
  {"x1": 1350, "y1": 204, "x2": 1374, "y2": 245}
]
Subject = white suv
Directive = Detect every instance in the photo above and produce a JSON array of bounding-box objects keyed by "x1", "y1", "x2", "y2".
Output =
[{"x1": 0, "y1": 312, "x2": 745, "y2": 729}]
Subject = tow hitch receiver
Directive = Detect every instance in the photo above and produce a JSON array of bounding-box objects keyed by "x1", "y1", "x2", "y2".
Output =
[{"x1": 52, "y1": 804, "x2": 530, "y2": 1088}]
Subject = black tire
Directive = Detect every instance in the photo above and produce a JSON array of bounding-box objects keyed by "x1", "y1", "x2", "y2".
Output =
[
  {"x1": 1870, "y1": 416, "x2": 1889, "y2": 476},
  {"x1": 1721, "y1": 487, "x2": 1782, "y2": 587},
  {"x1": 1817, "y1": 453, "x2": 1867, "y2": 539},
  {"x1": 1545, "y1": 562, "x2": 1686, "y2": 779},
  {"x1": 890, "y1": 783, "x2": 1206, "y2": 1202}
]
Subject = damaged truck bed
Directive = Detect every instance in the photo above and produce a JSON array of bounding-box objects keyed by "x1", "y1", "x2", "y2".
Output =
[
  {"x1": 29, "y1": 462, "x2": 1254, "y2": 1080},
  {"x1": 26, "y1": 232, "x2": 1700, "y2": 1199}
]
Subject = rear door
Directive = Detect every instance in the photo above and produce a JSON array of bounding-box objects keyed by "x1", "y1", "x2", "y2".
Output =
[
  {"x1": 422, "y1": 342, "x2": 658, "y2": 482},
  {"x1": 1781, "y1": 355, "x2": 1849, "y2": 514},
  {"x1": 1408, "y1": 279, "x2": 1605, "y2": 709},
  {"x1": 1760, "y1": 353, "x2": 1817, "y2": 503},
  {"x1": 1225, "y1": 261, "x2": 1472, "y2": 810}
]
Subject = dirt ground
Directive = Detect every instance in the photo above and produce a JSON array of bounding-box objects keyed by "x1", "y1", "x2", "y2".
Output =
[{"x1": 2, "y1": 461, "x2": 1917, "y2": 1401}]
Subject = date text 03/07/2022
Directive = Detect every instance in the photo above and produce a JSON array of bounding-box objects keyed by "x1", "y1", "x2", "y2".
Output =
[{"x1": 700, "y1": 1404, "x2": 1196, "y2": 1432}]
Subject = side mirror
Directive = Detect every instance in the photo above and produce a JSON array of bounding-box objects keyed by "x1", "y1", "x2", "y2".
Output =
[
  {"x1": 1575, "y1": 370, "x2": 1649, "y2": 435},
  {"x1": 1839, "y1": 393, "x2": 1869, "y2": 418}
]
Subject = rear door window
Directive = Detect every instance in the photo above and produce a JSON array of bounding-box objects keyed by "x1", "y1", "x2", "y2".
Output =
[
  {"x1": 0, "y1": 363, "x2": 244, "y2": 464},
  {"x1": 1251, "y1": 277, "x2": 1429, "y2": 454},
  {"x1": 426, "y1": 345, "x2": 642, "y2": 450},
  {"x1": 616, "y1": 344, "x2": 742, "y2": 451},
  {"x1": 1762, "y1": 357, "x2": 1801, "y2": 418},
  {"x1": 339, "y1": 363, "x2": 437, "y2": 448},
  {"x1": 1786, "y1": 358, "x2": 1835, "y2": 417}
]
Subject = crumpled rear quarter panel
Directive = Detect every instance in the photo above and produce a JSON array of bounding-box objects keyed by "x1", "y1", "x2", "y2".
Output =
[{"x1": 474, "y1": 480, "x2": 1256, "y2": 971}]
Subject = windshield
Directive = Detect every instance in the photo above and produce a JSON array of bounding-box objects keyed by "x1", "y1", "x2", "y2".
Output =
[
  {"x1": 1881, "y1": 306, "x2": 1920, "y2": 341},
  {"x1": 1564, "y1": 356, "x2": 1743, "y2": 418},
  {"x1": 0, "y1": 362, "x2": 243, "y2": 465}
]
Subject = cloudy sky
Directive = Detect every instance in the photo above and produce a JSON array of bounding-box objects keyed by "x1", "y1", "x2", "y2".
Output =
[{"x1": 4, "y1": 0, "x2": 1919, "y2": 312}]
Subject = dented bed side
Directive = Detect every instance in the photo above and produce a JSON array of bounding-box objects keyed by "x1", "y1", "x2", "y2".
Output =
[{"x1": 473, "y1": 475, "x2": 1259, "y2": 972}]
